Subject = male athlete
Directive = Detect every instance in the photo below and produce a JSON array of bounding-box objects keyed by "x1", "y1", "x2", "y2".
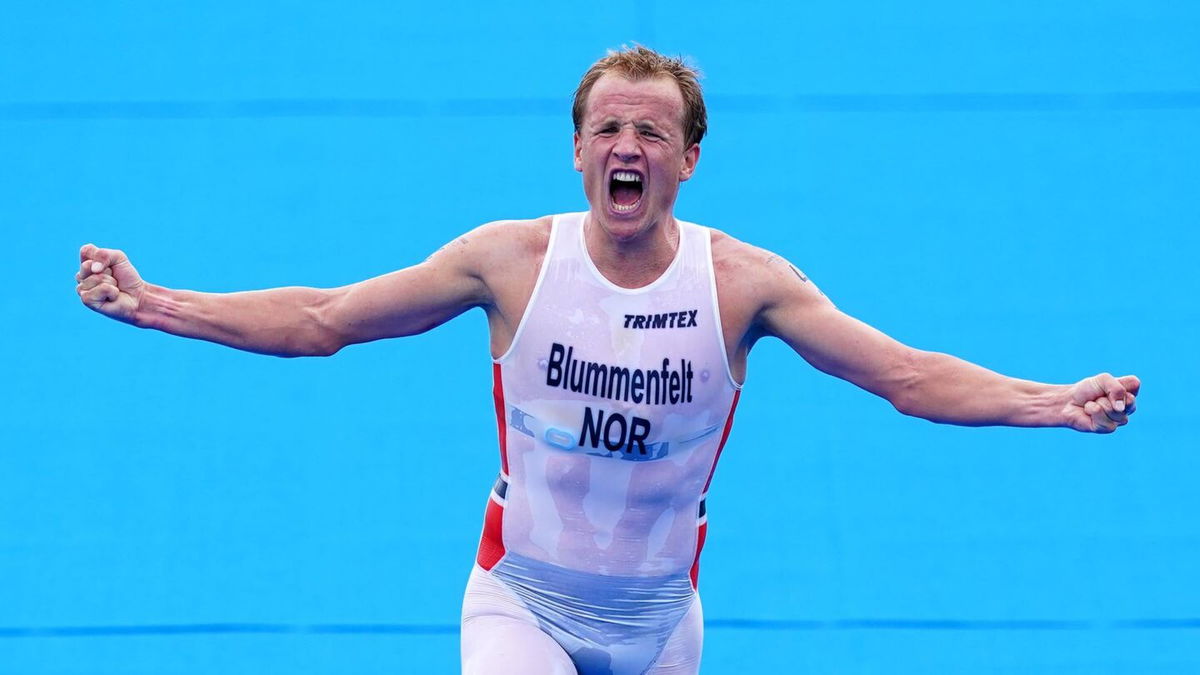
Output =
[{"x1": 76, "y1": 46, "x2": 1138, "y2": 675}]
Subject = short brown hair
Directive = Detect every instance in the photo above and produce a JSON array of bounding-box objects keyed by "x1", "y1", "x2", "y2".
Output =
[{"x1": 572, "y1": 45, "x2": 707, "y2": 149}]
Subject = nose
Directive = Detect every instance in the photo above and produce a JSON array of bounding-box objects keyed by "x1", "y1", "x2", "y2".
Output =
[{"x1": 612, "y1": 126, "x2": 641, "y2": 163}]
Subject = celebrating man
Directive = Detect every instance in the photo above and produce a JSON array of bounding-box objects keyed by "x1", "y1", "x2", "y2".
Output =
[{"x1": 77, "y1": 46, "x2": 1138, "y2": 675}]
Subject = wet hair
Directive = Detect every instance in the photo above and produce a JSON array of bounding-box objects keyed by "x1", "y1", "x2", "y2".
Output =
[{"x1": 572, "y1": 45, "x2": 707, "y2": 148}]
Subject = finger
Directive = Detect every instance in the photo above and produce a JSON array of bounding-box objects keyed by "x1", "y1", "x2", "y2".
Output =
[
  {"x1": 1095, "y1": 396, "x2": 1126, "y2": 422},
  {"x1": 76, "y1": 260, "x2": 111, "y2": 281},
  {"x1": 81, "y1": 245, "x2": 128, "y2": 269},
  {"x1": 1125, "y1": 393, "x2": 1136, "y2": 416},
  {"x1": 1118, "y1": 375, "x2": 1141, "y2": 397},
  {"x1": 82, "y1": 283, "x2": 119, "y2": 308},
  {"x1": 1093, "y1": 372, "x2": 1129, "y2": 413},
  {"x1": 1084, "y1": 401, "x2": 1116, "y2": 433},
  {"x1": 1094, "y1": 396, "x2": 1128, "y2": 425},
  {"x1": 77, "y1": 274, "x2": 115, "y2": 292},
  {"x1": 79, "y1": 243, "x2": 116, "y2": 266},
  {"x1": 79, "y1": 244, "x2": 112, "y2": 273}
]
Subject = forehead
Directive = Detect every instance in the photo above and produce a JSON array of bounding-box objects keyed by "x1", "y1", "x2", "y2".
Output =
[{"x1": 584, "y1": 73, "x2": 685, "y2": 126}]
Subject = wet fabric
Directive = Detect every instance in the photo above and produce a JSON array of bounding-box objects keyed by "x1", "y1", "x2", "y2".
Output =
[
  {"x1": 462, "y1": 560, "x2": 704, "y2": 675},
  {"x1": 489, "y1": 212, "x2": 741, "y2": 576}
]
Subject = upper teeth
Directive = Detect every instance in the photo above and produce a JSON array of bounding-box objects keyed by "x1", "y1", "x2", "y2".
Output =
[{"x1": 613, "y1": 171, "x2": 641, "y2": 182}]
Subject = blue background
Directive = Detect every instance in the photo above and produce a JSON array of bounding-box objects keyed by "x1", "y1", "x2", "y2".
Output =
[{"x1": 2, "y1": 1, "x2": 1198, "y2": 673}]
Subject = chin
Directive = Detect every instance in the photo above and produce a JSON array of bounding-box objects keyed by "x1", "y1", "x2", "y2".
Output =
[{"x1": 593, "y1": 210, "x2": 648, "y2": 241}]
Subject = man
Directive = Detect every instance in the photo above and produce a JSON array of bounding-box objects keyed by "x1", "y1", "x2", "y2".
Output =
[{"x1": 76, "y1": 46, "x2": 1138, "y2": 675}]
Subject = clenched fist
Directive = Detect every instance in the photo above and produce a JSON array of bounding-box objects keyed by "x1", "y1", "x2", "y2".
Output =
[
  {"x1": 76, "y1": 243, "x2": 145, "y2": 324},
  {"x1": 1063, "y1": 372, "x2": 1140, "y2": 433}
]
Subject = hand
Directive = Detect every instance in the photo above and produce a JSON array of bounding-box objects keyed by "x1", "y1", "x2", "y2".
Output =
[
  {"x1": 76, "y1": 243, "x2": 145, "y2": 324},
  {"x1": 1063, "y1": 373, "x2": 1140, "y2": 433}
]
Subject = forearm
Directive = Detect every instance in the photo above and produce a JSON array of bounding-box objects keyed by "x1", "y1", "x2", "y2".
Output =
[
  {"x1": 134, "y1": 283, "x2": 343, "y2": 357},
  {"x1": 892, "y1": 350, "x2": 1071, "y2": 428}
]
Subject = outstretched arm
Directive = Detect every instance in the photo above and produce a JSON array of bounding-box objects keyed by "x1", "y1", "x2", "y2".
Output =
[
  {"x1": 748, "y1": 250, "x2": 1138, "y2": 433},
  {"x1": 76, "y1": 228, "x2": 495, "y2": 357}
]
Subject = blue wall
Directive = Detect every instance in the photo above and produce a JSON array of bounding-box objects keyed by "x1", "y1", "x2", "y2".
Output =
[{"x1": 2, "y1": 2, "x2": 1197, "y2": 673}]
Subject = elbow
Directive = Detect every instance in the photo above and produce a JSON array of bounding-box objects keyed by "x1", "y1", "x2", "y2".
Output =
[
  {"x1": 296, "y1": 289, "x2": 348, "y2": 357},
  {"x1": 274, "y1": 334, "x2": 341, "y2": 358},
  {"x1": 296, "y1": 336, "x2": 342, "y2": 357},
  {"x1": 305, "y1": 317, "x2": 347, "y2": 357},
  {"x1": 313, "y1": 334, "x2": 345, "y2": 357},
  {"x1": 885, "y1": 349, "x2": 927, "y2": 418},
  {"x1": 890, "y1": 391, "x2": 920, "y2": 419}
]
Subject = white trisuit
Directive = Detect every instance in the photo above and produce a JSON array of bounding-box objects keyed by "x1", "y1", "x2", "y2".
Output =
[{"x1": 462, "y1": 213, "x2": 742, "y2": 675}]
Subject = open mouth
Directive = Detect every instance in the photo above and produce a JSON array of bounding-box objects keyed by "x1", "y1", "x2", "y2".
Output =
[{"x1": 609, "y1": 170, "x2": 643, "y2": 213}]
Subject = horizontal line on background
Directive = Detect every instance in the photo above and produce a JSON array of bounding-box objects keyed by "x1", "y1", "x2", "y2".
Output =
[
  {"x1": 708, "y1": 618, "x2": 1200, "y2": 630},
  {"x1": 1, "y1": 618, "x2": 1197, "y2": 638},
  {"x1": 710, "y1": 91, "x2": 1200, "y2": 112},
  {"x1": 0, "y1": 623, "x2": 459, "y2": 638},
  {"x1": 1, "y1": 91, "x2": 1198, "y2": 120}
]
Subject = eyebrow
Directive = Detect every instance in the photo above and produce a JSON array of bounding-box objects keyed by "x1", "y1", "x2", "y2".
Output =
[{"x1": 590, "y1": 118, "x2": 668, "y2": 133}]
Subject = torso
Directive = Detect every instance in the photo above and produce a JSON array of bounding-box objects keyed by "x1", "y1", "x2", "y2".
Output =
[{"x1": 477, "y1": 213, "x2": 744, "y2": 577}]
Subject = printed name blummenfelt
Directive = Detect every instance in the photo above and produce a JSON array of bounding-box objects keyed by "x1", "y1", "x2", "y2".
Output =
[{"x1": 545, "y1": 342, "x2": 695, "y2": 405}]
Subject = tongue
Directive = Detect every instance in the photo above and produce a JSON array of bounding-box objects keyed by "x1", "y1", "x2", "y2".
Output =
[{"x1": 612, "y1": 182, "x2": 642, "y2": 206}]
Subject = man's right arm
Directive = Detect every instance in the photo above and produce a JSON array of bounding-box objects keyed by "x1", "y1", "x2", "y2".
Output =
[{"x1": 76, "y1": 228, "x2": 495, "y2": 357}]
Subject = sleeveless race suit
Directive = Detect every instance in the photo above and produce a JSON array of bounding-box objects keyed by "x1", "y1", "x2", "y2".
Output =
[{"x1": 462, "y1": 212, "x2": 742, "y2": 674}]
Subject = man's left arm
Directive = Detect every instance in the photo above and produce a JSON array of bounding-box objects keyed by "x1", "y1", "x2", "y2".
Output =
[{"x1": 750, "y1": 252, "x2": 1139, "y2": 433}]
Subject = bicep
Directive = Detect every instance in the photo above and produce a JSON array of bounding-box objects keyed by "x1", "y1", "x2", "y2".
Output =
[
  {"x1": 759, "y1": 276, "x2": 917, "y2": 402},
  {"x1": 324, "y1": 238, "x2": 490, "y2": 347}
]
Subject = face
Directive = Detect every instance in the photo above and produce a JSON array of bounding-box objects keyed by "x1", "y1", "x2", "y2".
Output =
[{"x1": 574, "y1": 73, "x2": 700, "y2": 243}]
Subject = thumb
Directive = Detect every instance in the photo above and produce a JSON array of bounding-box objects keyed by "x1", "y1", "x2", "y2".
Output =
[
  {"x1": 1118, "y1": 375, "x2": 1140, "y2": 397},
  {"x1": 80, "y1": 243, "x2": 127, "y2": 267}
]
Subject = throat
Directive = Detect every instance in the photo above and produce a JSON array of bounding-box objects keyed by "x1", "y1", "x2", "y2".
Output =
[{"x1": 584, "y1": 215, "x2": 680, "y2": 287}]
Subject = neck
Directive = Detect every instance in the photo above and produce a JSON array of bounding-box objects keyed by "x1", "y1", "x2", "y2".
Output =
[{"x1": 583, "y1": 211, "x2": 680, "y2": 288}]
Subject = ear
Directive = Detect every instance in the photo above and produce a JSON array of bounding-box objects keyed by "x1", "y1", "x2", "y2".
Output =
[
  {"x1": 678, "y1": 143, "x2": 700, "y2": 182},
  {"x1": 573, "y1": 132, "x2": 583, "y2": 172}
]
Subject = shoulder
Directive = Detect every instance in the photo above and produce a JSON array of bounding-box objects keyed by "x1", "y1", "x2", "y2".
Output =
[
  {"x1": 475, "y1": 215, "x2": 553, "y2": 248},
  {"x1": 480, "y1": 215, "x2": 552, "y2": 255},
  {"x1": 708, "y1": 227, "x2": 769, "y2": 279},
  {"x1": 709, "y1": 229, "x2": 811, "y2": 293},
  {"x1": 439, "y1": 215, "x2": 553, "y2": 272},
  {"x1": 456, "y1": 216, "x2": 555, "y2": 307},
  {"x1": 708, "y1": 227, "x2": 828, "y2": 318}
]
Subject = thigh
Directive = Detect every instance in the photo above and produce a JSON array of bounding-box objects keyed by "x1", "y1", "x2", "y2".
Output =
[
  {"x1": 461, "y1": 565, "x2": 577, "y2": 675},
  {"x1": 646, "y1": 594, "x2": 703, "y2": 675},
  {"x1": 462, "y1": 615, "x2": 578, "y2": 675}
]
